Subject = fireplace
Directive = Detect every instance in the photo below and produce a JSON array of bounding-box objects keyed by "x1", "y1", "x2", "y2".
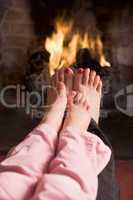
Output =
[{"x1": 0, "y1": 0, "x2": 133, "y2": 159}]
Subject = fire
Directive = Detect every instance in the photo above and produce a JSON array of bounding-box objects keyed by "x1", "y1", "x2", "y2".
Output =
[{"x1": 45, "y1": 19, "x2": 111, "y2": 75}]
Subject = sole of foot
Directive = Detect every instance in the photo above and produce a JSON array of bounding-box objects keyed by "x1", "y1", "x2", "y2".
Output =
[
  {"x1": 42, "y1": 82, "x2": 67, "y2": 133},
  {"x1": 73, "y1": 69, "x2": 102, "y2": 124},
  {"x1": 62, "y1": 92, "x2": 91, "y2": 133}
]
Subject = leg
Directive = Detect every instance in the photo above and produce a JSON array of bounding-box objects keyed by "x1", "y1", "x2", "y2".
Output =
[
  {"x1": 65, "y1": 67, "x2": 119, "y2": 200},
  {"x1": 73, "y1": 68, "x2": 119, "y2": 200},
  {"x1": 89, "y1": 119, "x2": 120, "y2": 200},
  {"x1": 33, "y1": 93, "x2": 111, "y2": 200},
  {"x1": 0, "y1": 82, "x2": 67, "y2": 200}
]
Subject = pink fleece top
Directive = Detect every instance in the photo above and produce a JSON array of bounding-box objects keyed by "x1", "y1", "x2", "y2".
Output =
[{"x1": 0, "y1": 123, "x2": 111, "y2": 200}]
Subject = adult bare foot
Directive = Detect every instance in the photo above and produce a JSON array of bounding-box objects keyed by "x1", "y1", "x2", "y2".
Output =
[
  {"x1": 47, "y1": 67, "x2": 74, "y2": 106},
  {"x1": 42, "y1": 82, "x2": 67, "y2": 133},
  {"x1": 73, "y1": 69, "x2": 102, "y2": 124},
  {"x1": 57, "y1": 67, "x2": 74, "y2": 96},
  {"x1": 62, "y1": 92, "x2": 91, "y2": 133}
]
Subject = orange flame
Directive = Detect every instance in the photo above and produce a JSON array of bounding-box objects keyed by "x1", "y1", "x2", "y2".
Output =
[{"x1": 45, "y1": 19, "x2": 111, "y2": 75}]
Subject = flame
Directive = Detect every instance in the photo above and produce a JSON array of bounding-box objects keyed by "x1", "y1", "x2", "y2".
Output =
[
  {"x1": 94, "y1": 35, "x2": 111, "y2": 67},
  {"x1": 45, "y1": 19, "x2": 111, "y2": 75}
]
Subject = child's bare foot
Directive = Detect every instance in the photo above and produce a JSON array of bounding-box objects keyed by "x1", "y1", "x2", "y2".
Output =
[
  {"x1": 62, "y1": 92, "x2": 91, "y2": 133},
  {"x1": 73, "y1": 69, "x2": 102, "y2": 124},
  {"x1": 42, "y1": 82, "x2": 67, "y2": 133}
]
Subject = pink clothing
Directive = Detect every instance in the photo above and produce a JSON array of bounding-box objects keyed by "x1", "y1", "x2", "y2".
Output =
[{"x1": 0, "y1": 124, "x2": 111, "y2": 200}]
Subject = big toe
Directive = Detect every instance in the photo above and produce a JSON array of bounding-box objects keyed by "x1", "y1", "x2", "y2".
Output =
[
  {"x1": 58, "y1": 67, "x2": 65, "y2": 82},
  {"x1": 74, "y1": 68, "x2": 84, "y2": 91},
  {"x1": 64, "y1": 67, "x2": 74, "y2": 95}
]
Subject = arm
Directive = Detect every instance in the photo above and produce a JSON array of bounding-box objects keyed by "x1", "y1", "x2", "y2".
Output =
[{"x1": 0, "y1": 123, "x2": 57, "y2": 200}]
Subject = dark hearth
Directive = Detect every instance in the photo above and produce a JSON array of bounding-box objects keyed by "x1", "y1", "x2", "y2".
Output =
[{"x1": 76, "y1": 48, "x2": 111, "y2": 77}]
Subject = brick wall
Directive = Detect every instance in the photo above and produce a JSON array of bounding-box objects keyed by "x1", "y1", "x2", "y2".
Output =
[{"x1": 0, "y1": 0, "x2": 35, "y2": 85}]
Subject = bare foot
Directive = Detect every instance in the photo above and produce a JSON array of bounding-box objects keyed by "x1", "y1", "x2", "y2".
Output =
[
  {"x1": 57, "y1": 67, "x2": 74, "y2": 96},
  {"x1": 42, "y1": 82, "x2": 67, "y2": 133},
  {"x1": 73, "y1": 69, "x2": 102, "y2": 124},
  {"x1": 62, "y1": 92, "x2": 91, "y2": 133},
  {"x1": 47, "y1": 67, "x2": 73, "y2": 106}
]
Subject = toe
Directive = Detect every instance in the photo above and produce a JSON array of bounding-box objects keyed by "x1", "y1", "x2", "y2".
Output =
[
  {"x1": 97, "y1": 80, "x2": 103, "y2": 94},
  {"x1": 87, "y1": 105, "x2": 90, "y2": 111},
  {"x1": 51, "y1": 73, "x2": 56, "y2": 87},
  {"x1": 83, "y1": 100, "x2": 89, "y2": 109},
  {"x1": 55, "y1": 69, "x2": 59, "y2": 86},
  {"x1": 57, "y1": 82, "x2": 66, "y2": 97},
  {"x1": 74, "y1": 68, "x2": 84, "y2": 91},
  {"x1": 64, "y1": 68, "x2": 74, "y2": 95},
  {"x1": 67, "y1": 91, "x2": 76, "y2": 107},
  {"x1": 88, "y1": 70, "x2": 96, "y2": 86},
  {"x1": 74, "y1": 92, "x2": 83, "y2": 104},
  {"x1": 93, "y1": 75, "x2": 100, "y2": 89},
  {"x1": 82, "y1": 68, "x2": 90, "y2": 85},
  {"x1": 79, "y1": 95, "x2": 85, "y2": 104},
  {"x1": 58, "y1": 67, "x2": 65, "y2": 82}
]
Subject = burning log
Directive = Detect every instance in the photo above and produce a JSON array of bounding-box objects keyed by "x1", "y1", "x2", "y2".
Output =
[
  {"x1": 25, "y1": 39, "x2": 50, "y2": 91},
  {"x1": 27, "y1": 39, "x2": 50, "y2": 75},
  {"x1": 76, "y1": 48, "x2": 111, "y2": 77},
  {"x1": 44, "y1": 18, "x2": 111, "y2": 76}
]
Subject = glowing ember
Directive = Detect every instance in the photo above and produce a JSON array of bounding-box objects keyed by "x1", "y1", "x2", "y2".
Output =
[{"x1": 45, "y1": 18, "x2": 111, "y2": 75}]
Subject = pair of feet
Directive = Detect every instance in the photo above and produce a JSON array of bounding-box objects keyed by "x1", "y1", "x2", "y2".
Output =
[{"x1": 43, "y1": 68, "x2": 102, "y2": 134}]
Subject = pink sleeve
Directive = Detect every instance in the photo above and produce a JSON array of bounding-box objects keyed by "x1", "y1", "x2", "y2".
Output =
[
  {"x1": 0, "y1": 123, "x2": 57, "y2": 200},
  {"x1": 33, "y1": 127, "x2": 111, "y2": 200}
]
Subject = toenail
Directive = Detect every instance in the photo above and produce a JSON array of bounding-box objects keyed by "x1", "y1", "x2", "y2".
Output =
[
  {"x1": 78, "y1": 68, "x2": 84, "y2": 73},
  {"x1": 65, "y1": 68, "x2": 70, "y2": 73}
]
